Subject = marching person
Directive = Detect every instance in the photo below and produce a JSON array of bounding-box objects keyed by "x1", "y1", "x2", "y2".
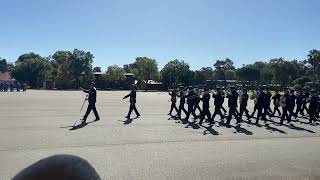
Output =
[
  {"x1": 226, "y1": 86, "x2": 240, "y2": 126},
  {"x1": 199, "y1": 87, "x2": 211, "y2": 126},
  {"x1": 280, "y1": 88, "x2": 291, "y2": 125},
  {"x1": 185, "y1": 86, "x2": 198, "y2": 121},
  {"x1": 255, "y1": 88, "x2": 266, "y2": 124},
  {"x1": 272, "y1": 89, "x2": 282, "y2": 117},
  {"x1": 80, "y1": 82, "x2": 100, "y2": 123},
  {"x1": 302, "y1": 88, "x2": 310, "y2": 115},
  {"x1": 193, "y1": 86, "x2": 202, "y2": 116},
  {"x1": 265, "y1": 88, "x2": 273, "y2": 116},
  {"x1": 211, "y1": 87, "x2": 225, "y2": 123},
  {"x1": 177, "y1": 86, "x2": 188, "y2": 119},
  {"x1": 168, "y1": 87, "x2": 178, "y2": 117},
  {"x1": 295, "y1": 89, "x2": 305, "y2": 118},
  {"x1": 250, "y1": 88, "x2": 260, "y2": 118},
  {"x1": 307, "y1": 90, "x2": 319, "y2": 124},
  {"x1": 239, "y1": 88, "x2": 250, "y2": 121},
  {"x1": 288, "y1": 89, "x2": 296, "y2": 119},
  {"x1": 123, "y1": 84, "x2": 140, "y2": 119}
]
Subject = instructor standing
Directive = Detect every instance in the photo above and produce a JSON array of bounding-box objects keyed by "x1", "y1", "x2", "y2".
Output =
[{"x1": 80, "y1": 82, "x2": 100, "y2": 123}]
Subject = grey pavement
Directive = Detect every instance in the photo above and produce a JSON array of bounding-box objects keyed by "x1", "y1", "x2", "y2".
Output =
[{"x1": 0, "y1": 90, "x2": 320, "y2": 179}]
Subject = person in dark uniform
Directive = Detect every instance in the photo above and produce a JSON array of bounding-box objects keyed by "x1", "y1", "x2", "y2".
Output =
[
  {"x1": 250, "y1": 88, "x2": 260, "y2": 118},
  {"x1": 221, "y1": 87, "x2": 227, "y2": 114},
  {"x1": 185, "y1": 86, "x2": 198, "y2": 121},
  {"x1": 226, "y1": 86, "x2": 240, "y2": 126},
  {"x1": 264, "y1": 88, "x2": 273, "y2": 116},
  {"x1": 294, "y1": 89, "x2": 305, "y2": 118},
  {"x1": 211, "y1": 87, "x2": 225, "y2": 123},
  {"x1": 308, "y1": 90, "x2": 319, "y2": 124},
  {"x1": 80, "y1": 82, "x2": 100, "y2": 123},
  {"x1": 302, "y1": 88, "x2": 310, "y2": 115},
  {"x1": 317, "y1": 91, "x2": 320, "y2": 119},
  {"x1": 280, "y1": 88, "x2": 291, "y2": 125},
  {"x1": 239, "y1": 88, "x2": 250, "y2": 122},
  {"x1": 255, "y1": 88, "x2": 266, "y2": 124},
  {"x1": 168, "y1": 87, "x2": 178, "y2": 117},
  {"x1": 199, "y1": 87, "x2": 211, "y2": 126},
  {"x1": 193, "y1": 86, "x2": 202, "y2": 116},
  {"x1": 177, "y1": 86, "x2": 188, "y2": 120},
  {"x1": 288, "y1": 89, "x2": 296, "y2": 119},
  {"x1": 0, "y1": 82, "x2": 3, "y2": 92},
  {"x1": 123, "y1": 85, "x2": 140, "y2": 119},
  {"x1": 272, "y1": 89, "x2": 282, "y2": 117}
]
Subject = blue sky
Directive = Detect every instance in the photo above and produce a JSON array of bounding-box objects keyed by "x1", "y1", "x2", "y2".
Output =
[{"x1": 0, "y1": 0, "x2": 319, "y2": 70}]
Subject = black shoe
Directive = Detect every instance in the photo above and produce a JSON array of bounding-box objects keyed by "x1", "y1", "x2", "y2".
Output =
[
  {"x1": 136, "y1": 114, "x2": 140, "y2": 118},
  {"x1": 94, "y1": 118, "x2": 100, "y2": 121}
]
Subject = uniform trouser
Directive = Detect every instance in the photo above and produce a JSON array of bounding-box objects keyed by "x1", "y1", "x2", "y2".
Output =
[
  {"x1": 178, "y1": 104, "x2": 188, "y2": 119},
  {"x1": 194, "y1": 101, "x2": 202, "y2": 114},
  {"x1": 239, "y1": 104, "x2": 250, "y2": 120},
  {"x1": 169, "y1": 101, "x2": 178, "y2": 115},
  {"x1": 263, "y1": 106, "x2": 272, "y2": 119},
  {"x1": 295, "y1": 104, "x2": 304, "y2": 116},
  {"x1": 199, "y1": 108, "x2": 212, "y2": 125},
  {"x1": 273, "y1": 105, "x2": 281, "y2": 116},
  {"x1": 309, "y1": 109, "x2": 317, "y2": 123},
  {"x1": 185, "y1": 104, "x2": 197, "y2": 120},
  {"x1": 212, "y1": 106, "x2": 224, "y2": 121},
  {"x1": 127, "y1": 103, "x2": 140, "y2": 118},
  {"x1": 255, "y1": 107, "x2": 264, "y2": 123},
  {"x1": 280, "y1": 107, "x2": 291, "y2": 123},
  {"x1": 302, "y1": 103, "x2": 308, "y2": 114},
  {"x1": 251, "y1": 105, "x2": 257, "y2": 116},
  {"x1": 226, "y1": 107, "x2": 240, "y2": 125},
  {"x1": 83, "y1": 103, "x2": 100, "y2": 120}
]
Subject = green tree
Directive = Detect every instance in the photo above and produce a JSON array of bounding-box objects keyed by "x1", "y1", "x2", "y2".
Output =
[
  {"x1": 93, "y1": 67, "x2": 102, "y2": 72},
  {"x1": 11, "y1": 55, "x2": 52, "y2": 88},
  {"x1": 160, "y1": 59, "x2": 192, "y2": 86},
  {"x1": 236, "y1": 66, "x2": 261, "y2": 81},
  {"x1": 17, "y1": 52, "x2": 42, "y2": 63},
  {"x1": 0, "y1": 58, "x2": 8, "y2": 72},
  {"x1": 213, "y1": 58, "x2": 235, "y2": 81},
  {"x1": 131, "y1": 57, "x2": 159, "y2": 86},
  {"x1": 307, "y1": 49, "x2": 320, "y2": 85},
  {"x1": 105, "y1": 65, "x2": 125, "y2": 82}
]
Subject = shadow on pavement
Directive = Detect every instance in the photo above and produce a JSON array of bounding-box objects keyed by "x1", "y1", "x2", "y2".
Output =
[{"x1": 203, "y1": 125, "x2": 219, "y2": 136}]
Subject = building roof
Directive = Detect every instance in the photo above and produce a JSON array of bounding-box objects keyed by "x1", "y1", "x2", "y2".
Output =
[{"x1": 0, "y1": 72, "x2": 15, "y2": 82}]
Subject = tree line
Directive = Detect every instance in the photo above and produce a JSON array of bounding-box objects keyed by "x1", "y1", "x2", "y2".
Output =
[{"x1": 0, "y1": 49, "x2": 319, "y2": 89}]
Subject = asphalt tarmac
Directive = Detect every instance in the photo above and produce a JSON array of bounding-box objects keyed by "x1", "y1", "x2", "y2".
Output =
[{"x1": 1, "y1": 90, "x2": 320, "y2": 179}]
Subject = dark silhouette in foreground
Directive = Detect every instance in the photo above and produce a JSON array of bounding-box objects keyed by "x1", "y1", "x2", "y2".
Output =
[{"x1": 12, "y1": 154, "x2": 101, "y2": 180}]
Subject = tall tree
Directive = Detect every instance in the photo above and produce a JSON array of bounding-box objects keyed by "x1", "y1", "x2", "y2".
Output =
[
  {"x1": 160, "y1": 59, "x2": 192, "y2": 86},
  {"x1": 213, "y1": 58, "x2": 235, "y2": 81},
  {"x1": 0, "y1": 58, "x2": 8, "y2": 72},
  {"x1": 11, "y1": 54, "x2": 52, "y2": 88},
  {"x1": 131, "y1": 57, "x2": 159, "y2": 85},
  {"x1": 236, "y1": 66, "x2": 261, "y2": 81},
  {"x1": 307, "y1": 49, "x2": 320, "y2": 85}
]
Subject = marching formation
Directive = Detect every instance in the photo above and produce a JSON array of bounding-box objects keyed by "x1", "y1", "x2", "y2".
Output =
[
  {"x1": 0, "y1": 82, "x2": 26, "y2": 92},
  {"x1": 168, "y1": 86, "x2": 320, "y2": 127}
]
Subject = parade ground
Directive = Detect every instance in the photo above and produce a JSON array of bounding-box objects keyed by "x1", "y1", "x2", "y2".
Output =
[{"x1": 1, "y1": 90, "x2": 320, "y2": 179}]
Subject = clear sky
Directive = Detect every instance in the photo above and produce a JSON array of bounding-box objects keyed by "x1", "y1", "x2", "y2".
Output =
[{"x1": 0, "y1": 0, "x2": 319, "y2": 70}]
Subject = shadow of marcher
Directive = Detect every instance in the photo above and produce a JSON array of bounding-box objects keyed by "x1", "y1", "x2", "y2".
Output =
[
  {"x1": 232, "y1": 124, "x2": 253, "y2": 135},
  {"x1": 185, "y1": 120, "x2": 200, "y2": 129},
  {"x1": 123, "y1": 117, "x2": 138, "y2": 125},
  {"x1": 264, "y1": 123, "x2": 287, "y2": 134},
  {"x1": 285, "y1": 123, "x2": 316, "y2": 133},
  {"x1": 69, "y1": 122, "x2": 88, "y2": 130},
  {"x1": 203, "y1": 125, "x2": 219, "y2": 136}
]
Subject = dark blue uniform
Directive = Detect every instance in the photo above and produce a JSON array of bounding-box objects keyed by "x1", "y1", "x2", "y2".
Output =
[
  {"x1": 211, "y1": 91, "x2": 225, "y2": 122},
  {"x1": 272, "y1": 92, "x2": 281, "y2": 116},
  {"x1": 226, "y1": 91, "x2": 240, "y2": 125},
  {"x1": 185, "y1": 90, "x2": 197, "y2": 120},
  {"x1": 124, "y1": 89, "x2": 140, "y2": 118},
  {"x1": 308, "y1": 94, "x2": 319, "y2": 123},
  {"x1": 168, "y1": 90, "x2": 178, "y2": 116},
  {"x1": 82, "y1": 87, "x2": 100, "y2": 121},
  {"x1": 239, "y1": 92, "x2": 250, "y2": 120},
  {"x1": 199, "y1": 92, "x2": 211, "y2": 125},
  {"x1": 280, "y1": 93, "x2": 291, "y2": 124},
  {"x1": 295, "y1": 92, "x2": 304, "y2": 117},
  {"x1": 177, "y1": 91, "x2": 188, "y2": 119}
]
